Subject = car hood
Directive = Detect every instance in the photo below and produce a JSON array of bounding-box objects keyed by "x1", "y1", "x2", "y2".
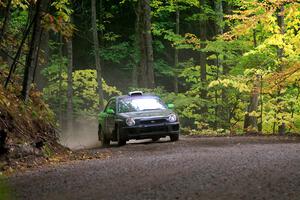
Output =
[{"x1": 118, "y1": 109, "x2": 173, "y2": 119}]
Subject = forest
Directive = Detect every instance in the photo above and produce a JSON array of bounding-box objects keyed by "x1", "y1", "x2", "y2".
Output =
[{"x1": 0, "y1": 0, "x2": 300, "y2": 140}]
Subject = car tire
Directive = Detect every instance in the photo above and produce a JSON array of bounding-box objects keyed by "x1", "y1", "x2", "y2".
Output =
[
  {"x1": 117, "y1": 127, "x2": 126, "y2": 146},
  {"x1": 99, "y1": 126, "x2": 110, "y2": 147},
  {"x1": 170, "y1": 134, "x2": 179, "y2": 142},
  {"x1": 152, "y1": 137, "x2": 160, "y2": 142}
]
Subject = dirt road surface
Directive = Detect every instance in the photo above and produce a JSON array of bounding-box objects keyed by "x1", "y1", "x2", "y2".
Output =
[{"x1": 6, "y1": 136, "x2": 300, "y2": 200}]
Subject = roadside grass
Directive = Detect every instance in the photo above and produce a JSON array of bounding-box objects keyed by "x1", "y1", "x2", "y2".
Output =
[{"x1": 0, "y1": 175, "x2": 12, "y2": 200}]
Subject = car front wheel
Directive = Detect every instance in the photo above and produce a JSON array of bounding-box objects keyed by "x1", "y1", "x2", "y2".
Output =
[
  {"x1": 99, "y1": 125, "x2": 110, "y2": 147},
  {"x1": 170, "y1": 134, "x2": 179, "y2": 142},
  {"x1": 117, "y1": 127, "x2": 126, "y2": 146}
]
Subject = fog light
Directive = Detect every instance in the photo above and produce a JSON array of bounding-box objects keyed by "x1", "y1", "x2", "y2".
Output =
[{"x1": 126, "y1": 118, "x2": 135, "y2": 126}]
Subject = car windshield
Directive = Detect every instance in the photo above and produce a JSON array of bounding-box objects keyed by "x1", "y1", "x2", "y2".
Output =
[{"x1": 118, "y1": 97, "x2": 167, "y2": 113}]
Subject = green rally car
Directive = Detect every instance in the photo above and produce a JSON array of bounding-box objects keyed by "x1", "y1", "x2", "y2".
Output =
[{"x1": 98, "y1": 91, "x2": 180, "y2": 146}]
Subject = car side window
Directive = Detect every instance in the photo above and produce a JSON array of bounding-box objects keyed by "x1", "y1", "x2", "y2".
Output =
[{"x1": 105, "y1": 99, "x2": 116, "y2": 113}]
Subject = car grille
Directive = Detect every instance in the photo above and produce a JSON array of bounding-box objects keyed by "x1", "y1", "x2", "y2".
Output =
[
  {"x1": 140, "y1": 119, "x2": 167, "y2": 125},
  {"x1": 140, "y1": 126, "x2": 167, "y2": 133}
]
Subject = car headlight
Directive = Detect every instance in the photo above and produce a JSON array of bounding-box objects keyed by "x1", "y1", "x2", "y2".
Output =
[
  {"x1": 126, "y1": 118, "x2": 135, "y2": 126},
  {"x1": 167, "y1": 114, "x2": 177, "y2": 122}
]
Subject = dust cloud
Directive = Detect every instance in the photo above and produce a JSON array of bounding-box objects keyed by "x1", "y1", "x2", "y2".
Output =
[
  {"x1": 59, "y1": 118, "x2": 101, "y2": 150},
  {"x1": 58, "y1": 118, "x2": 168, "y2": 150}
]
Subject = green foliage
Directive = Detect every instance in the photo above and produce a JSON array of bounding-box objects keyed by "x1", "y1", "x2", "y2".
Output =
[
  {"x1": 154, "y1": 59, "x2": 174, "y2": 77},
  {"x1": 3, "y1": 0, "x2": 300, "y2": 136},
  {"x1": 42, "y1": 144, "x2": 53, "y2": 158},
  {"x1": 44, "y1": 0, "x2": 74, "y2": 37},
  {"x1": 72, "y1": 69, "x2": 121, "y2": 115},
  {"x1": 0, "y1": 175, "x2": 11, "y2": 200},
  {"x1": 148, "y1": 0, "x2": 300, "y2": 134},
  {"x1": 51, "y1": 0, "x2": 73, "y2": 22},
  {"x1": 100, "y1": 42, "x2": 130, "y2": 63},
  {"x1": 9, "y1": 10, "x2": 28, "y2": 34},
  {"x1": 42, "y1": 56, "x2": 122, "y2": 118}
]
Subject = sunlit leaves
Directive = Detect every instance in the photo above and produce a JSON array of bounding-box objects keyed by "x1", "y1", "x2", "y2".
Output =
[
  {"x1": 51, "y1": 0, "x2": 73, "y2": 22},
  {"x1": 11, "y1": 0, "x2": 29, "y2": 9},
  {"x1": 224, "y1": 0, "x2": 300, "y2": 40},
  {"x1": 42, "y1": 57, "x2": 121, "y2": 117},
  {"x1": 43, "y1": 1, "x2": 74, "y2": 38},
  {"x1": 209, "y1": 77, "x2": 251, "y2": 93}
]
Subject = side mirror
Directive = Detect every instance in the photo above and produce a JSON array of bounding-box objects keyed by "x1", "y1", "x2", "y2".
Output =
[
  {"x1": 167, "y1": 103, "x2": 174, "y2": 109},
  {"x1": 106, "y1": 108, "x2": 115, "y2": 115}
]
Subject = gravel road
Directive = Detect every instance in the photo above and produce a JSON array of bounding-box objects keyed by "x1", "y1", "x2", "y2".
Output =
[{"x1": 6, "y1": 136, "x2": 300, "y2": 200}]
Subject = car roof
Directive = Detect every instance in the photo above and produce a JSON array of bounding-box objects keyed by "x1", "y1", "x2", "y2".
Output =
[{"x1": 109, "y1": 94, "x2": 160, "y2": 102}]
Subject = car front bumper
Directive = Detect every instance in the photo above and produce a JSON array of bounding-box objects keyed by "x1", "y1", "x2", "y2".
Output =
[{"x1": 121, "y1": 122, "x2": 180, "y2": 140}]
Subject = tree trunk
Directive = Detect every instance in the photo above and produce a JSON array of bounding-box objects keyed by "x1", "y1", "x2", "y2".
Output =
[
  {"x1": 277, "y1": 5, "x2": 285, "y2": 135},
  {"x1": 137, "y1": 0, "x2": 155, "y2": 89},
  {"x1": 0, "y1": 0, "x2": 12, "y2": 40},
  {"x1": 220, "y1": 1, "x2": 233, "y2": 126},
  {"x1": 244, "y1": 75, "x2": 260, "y2": 133},
  {"x1": 254, "y1": 29, "x2": 263, "y2": 132},
  {"x1": 66, "y1": 37, "x2": 73, "y2": 133},
  {"x1": 4, "y1": 13, "x2": 35, "y2": 88},
  {"x1": 58, "y1": 35, "x2": 64, "y2": 127},
  {"x1": 32, "y1": 28, "x2": 44, "y2": 84},
  {"x1": 144, "y1": 0, "x2": 155, "y2": 88},
  {"x1": 137, "y1": 0, "x2": 147, "y2": 88},
  {"x1": 34, "y1": 29, "x2": 50, "y2": 90},
  {"x1": 214, "y1": 0, "x2": 223, "y2": 128},
  {"x1": 174, "y1": 4, "x2": 180, "y2": 93},
  {"x1": 21, "y1": 0, "x2": 47, "y2": 101},
  {"x1": 244, "y1": 29, "x2": 260, "y2": 134},
  {"x1": 215, "y1": 0, "x2": 223, "y2": 35},
  {"x1": 199, "y1": 0, "x2": 207, "y2": 111},
  {"x1": 132, "y1": 2, "x2": 140, "y2": 87},
  {"x1": 91, "y1": 0, "x2": 104, "y2": 110},
  {"x1": 199, "y1": 0, "x2": 207, "y2": 92},
  {"x1": 0, "y1": 0, "x2": 13, "y2": 66}
]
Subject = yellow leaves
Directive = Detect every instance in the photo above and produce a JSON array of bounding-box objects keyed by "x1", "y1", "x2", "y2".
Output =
[
  {"x1": 287, "y1": 5, "x2": 300, "y2": 27},
  {"x1": 42, "y1": 13, "x2": 74, "y2": 39},
  {"x1": 286, "y1": 71, "x2": 300, "y2": 84},
  {"x1": 179, "y1": 33, "x2": 201, "y2": 50},
  {"x1": 48, "y1": 151, "x2": 112, "y2": 164},
  {"x1": 0, "y1": 86, "x2": 16, "y2": 109},
  {"x1": 51, "y1": 0, "x2": 73, "y2": 21},
  {"x1": 246, "y1": 111, "x2": 260, "y2": 117},
  {"x1": 102, "y1": 79, "x2": 122, "y2": 96},
  {"x1": 223, "y1": 0, "x2": 300, "y2": 40},
  {"x1": 264, "y1": 62, "x2": 300, "y2": 93},
  {"x1": 71, "y1": 69, "x2": 122, "y2": 111},
  {"x1": 262, "y1": 97, "x2": 296, "y2": 132},
  {"x1": 11, "y1": 0, "x2": 29, "y2": 10},
  {"x1": 209, "y1": 78, "x2": 251, "y2": 93},
  {"x1": 264, "y1": 34, "x2": 285, "y2": 47},
  {"x1": 73, "y1": 69, "x2": 122, "y2": 97}
]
